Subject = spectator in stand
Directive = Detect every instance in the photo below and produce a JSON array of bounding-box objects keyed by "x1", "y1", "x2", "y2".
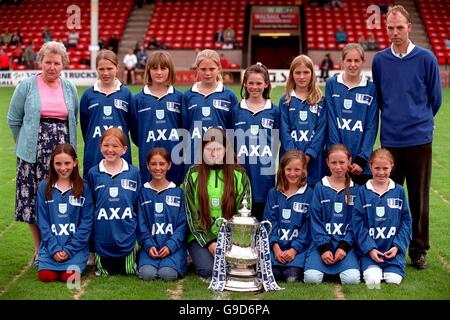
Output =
[
  {"x1": 42, "y1": 27, "x2": 52, "y2": 43},
  {"x1": 214, "y1": 28, "x2": 223, "y2": 45},
  {"x1": 379, "y1": 2, "x2": 389, "y2": 14},
  {"x1": 98, "y1": 38, "x2": 105, "y2": 50},
  {"x1": 23, "y1": 41, "x2": 36, "y2": 69},
  {"x1": 107, "y1": 33, "x2": 119, "y2": 54},
  {"x1": 223, "y1": 26, "x2": 236, "y2": 49},
  {"x1": 330, "y1": 0, "x2": 343, "y2": 8},
  {"x1": 65, "y1": 30, "x2": 79, "y2": 48},
  {"x1": 0, "y1": 48, "x2": 10, "y2": 70},
  {"x1": 367, "y1": 33, "x2": 379, "y2": 51},
  {"x1": 358, "y1": 34, "x2": 369, "y2": 50},
  {"x1": 320, "y1": 53, "x2": 334, "y2": 81},
  {"x1": 445, "y1": 39, "x2": 450, "y2": 48},
  {"x1": 1, "y1": 27, "x2": 12, "y2": 46},
  {"x1": 136, "y1": 45, "x2": 149, "y2": 69},
  {"x1": 123, "y1": 48, "x2": 138, "y2": 85},
  {"x1": 335, "y1": 25, "x2": 347, "y2": 45},
  {"x1": 10, "y1": 28, "x2": 23, "y2": 46},
  {"x1": 11, "y1": 44, "x2": 23, "y2": 67}
]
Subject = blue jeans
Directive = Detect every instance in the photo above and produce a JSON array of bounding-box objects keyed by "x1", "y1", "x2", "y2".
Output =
[{"x1": 187, "y1": 240, "x2": 214, "y2": 278}]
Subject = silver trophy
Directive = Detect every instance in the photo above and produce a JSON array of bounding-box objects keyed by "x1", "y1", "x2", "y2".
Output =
[{"x1": 217, "y1": 196, "x2": 272, "y2": 292}]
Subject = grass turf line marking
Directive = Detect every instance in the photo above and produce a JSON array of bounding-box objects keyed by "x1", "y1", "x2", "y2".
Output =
[
  {"x1": 167, "y1": 278, "x2": 185, "y2": 300},
  {"x1": 73, "y1": 268, "x2": 96, "y2": 300},
  {"x1": 0, "y1": 222, "x2": 15, "y2": 239},
  {"x1": 0, "y1": 262, "x2": 31, "y2": 297},
  {"x1": 334, "y1": 284, "x2": 346, "y2": 300},
  {"x1": 213, "y1": 291, "x2": 230, "y2": 300},
  {"x1": 431, "y1": 187, "x2": 450, "y2": 205},
  {"x1": 438, "y1": 255, "x2": 450, "y2": 273}
]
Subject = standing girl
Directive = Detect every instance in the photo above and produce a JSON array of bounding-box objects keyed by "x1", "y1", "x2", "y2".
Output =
[
  {"x1": 263, "y1": 150, "x2": 313, "y2": 282},
  {"x1": 353, "y1": 148, "x2": 412, "y2": 287},
  {"x1": 279, "y1": 55, "x2": 326, "y2": 185},
  {"x1": 36, "y1": 144, "x2": 93, "y2": 282},
  {"x1": 131, "y1": 51, "x2": 184, "y2": 185},
  {"x1": 325, "y1": 43, "x2": 378, "y2": 185},
  {"x1": 182, "y1": 49, "x2": 238, "y2": 169},
  {"x1": 304, "y1": 144, "x2": 361, "y2": 285},
  {"x1": 80, "y1": 49, "x2": 133, "y2": 177},
  {"x1": 137, "y1": 148, "x2": 187, "y2": 281},
  {"x1": 183, "y1": 127, "x2": 251, "y2": 279},
  {"x1": 233, "y1": 63, "x2": 280, "y2": 221},
  {"x1": 87, "y1": 128, "x2": 141, "y2": 276}
]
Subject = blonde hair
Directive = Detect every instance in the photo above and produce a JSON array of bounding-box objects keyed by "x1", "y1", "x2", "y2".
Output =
[
  {"x1": 369, "y1": 148, "x2": 394, "y2": 166},
  {"x1": 387, "y1": 5, "x2": 411, "y2": 23},
  {"x1": 37, "y1": 41, "x2": 69, "y2": 68},
  {"x1": 144, "y1": 50, "x2": 176, "y2": 86},
  {"x1": 276, "y1": 150, "x2": 307, "y2": 193},
  {"x1": 284, "y1": 55, "x2": 322, "y2": 105},
  {"x1": 194, "y1": 49, "x2": 223, "y2": 82},
  {"x1": 96, "y1": 49, "x2": 119, "y2": 67},
  {"x1": 342, "y1": 43, "x2": 365, "y2": 61}
]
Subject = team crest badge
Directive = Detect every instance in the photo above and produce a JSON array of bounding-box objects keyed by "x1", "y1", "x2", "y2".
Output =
[
  {"x1": 166, "y1": 102, "x2": 180, "y2": 113},
  {"x1": 109, "y1": 187, "x2": 118, "y2": 198},
  {"x1": 211, "y1": 198, "x2": 220, "y2": 207},
  {"x1": 156, "y1": 109, "x2": 165, "y2": 120},
  {"x1": 155, "y1": 202, "x2": 163, "y2": 213},
  {"x1": 355, "y1": 94, "x2": 373, "y2": 105},
  {"x1": 166, "y1": 195, "x2": 180, "y2": 207},
  {"x1": 334, "y1": 202, "x2": 343, "y2": 213},
  {"x1": 376, "y1": 206, "x2": 385, "y2": 217},
  {"x1": 309, "y1": 104, "x2": 318, "y2": 114},
  {"x1": 343, "y1": 99, "x2": 353, "y2": 110},
  {"x1": 59, "y1": 203, "x2": 67, "y2": 214},
  {"x1": 293, "y1": 202, "x2": 309, "y2": 213},
  {"x1": 202, "y1": 107, "x2": 211, "y2": 117},
  {"x1": 121, "y1": 179, "x2": 137, "y2": 191},
  {"x1": 282, "y1": 209, "x2": 291, "y2": 220},
  {"x1": 387, "y1": 198, "x2": 402, "y2": 209},
  {"x1": 299, "y1": 111, "x2": 308, "y2": 121},
  {"x1": 261, "y1": 118, "x2": 274, "y2": 129},
  {"x1": 69, "y1": 196, "x2": 85, "y2": 206},
  {"x1": 212, "y1": 99, "x2": 221, "y2": 108},
  {"x1": 114, "y1": 99, "x2": 127, "y2": 111},
  {"x1": 250, "y1": 125, "x2": 259, "y2": 135},
  {"x1": 103, "y1": 106, "x2": 112, "y2": 116}
]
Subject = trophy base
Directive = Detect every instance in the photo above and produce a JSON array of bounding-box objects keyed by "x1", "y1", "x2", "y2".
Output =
[{"x1": 224, "y1": 275, "x2": 262, "y2": 292}]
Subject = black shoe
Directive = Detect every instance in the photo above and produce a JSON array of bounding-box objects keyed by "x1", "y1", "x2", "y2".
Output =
[{"x1": 411, "y1": 254, "x2": 428, "y2": 269}]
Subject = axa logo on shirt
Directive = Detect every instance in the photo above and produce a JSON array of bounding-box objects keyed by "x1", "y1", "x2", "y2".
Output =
[
  {"x1": 151, "y1": 223, "x2": 173, "y2": 235},
  {"x1": 51, "y1": 223, "x2": 76, "y2": 236},
  {"x1": 291, "y1": 130, "x2": 309, "y2": 142},
  {"x1": 146, "y1": 128, "x2": 180, "y2": 142},
  {"x1": 369, "y1": 227, "x2": 397, "y2": 239},
  {"x1": 325, "y1": 223, "x2": 348, "y2": 235},
  {"x1": 279, "y1": 228, "x2": 299, "y2": 241},
  {"x1": 92, "y1": 125, "x2": 123, "y2": 138},
  {"x1": 336, "y1": 118, "x2": 363, "y2": 132},
  {"x1": 237, "y1": 144, "x2": 273, "y2": 157},
  {"x1": 97, "y1": 207, "x2": 133, "y2": 220}
]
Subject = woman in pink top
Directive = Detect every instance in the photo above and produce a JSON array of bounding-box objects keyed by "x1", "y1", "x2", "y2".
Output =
[{"x1": 7, "y1": 41, "x2": 79, "y2": 267}]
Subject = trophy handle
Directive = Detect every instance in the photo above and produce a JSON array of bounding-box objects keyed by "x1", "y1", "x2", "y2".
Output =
[
  {"x1": 260, "y1": 220, "x2": 272, "y2": 235},
  {"x1": 215, "y1": 217, "x2": 227, "y2": 227}
]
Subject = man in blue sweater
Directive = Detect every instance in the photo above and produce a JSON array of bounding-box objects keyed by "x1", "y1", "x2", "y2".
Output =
[{"x1": 372, "y1": 5, "x2": 442, "y2": 270}]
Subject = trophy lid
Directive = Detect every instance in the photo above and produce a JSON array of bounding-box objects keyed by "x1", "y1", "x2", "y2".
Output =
[
  {"x1": 229, "y1": 195, "x2": 257, "y2": 225},
  {"x1": 239, "y1": 195, "x2": 251, "y2": 217}
]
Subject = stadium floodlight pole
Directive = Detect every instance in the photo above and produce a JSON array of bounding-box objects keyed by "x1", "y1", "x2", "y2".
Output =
[{"x1": 89, "y1": 0, "x2": 99, "y2": 70}]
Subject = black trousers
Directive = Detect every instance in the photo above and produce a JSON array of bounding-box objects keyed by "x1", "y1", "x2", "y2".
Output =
[{"x1": 384, "y1": 143, "x2": 432, "y2": 259}]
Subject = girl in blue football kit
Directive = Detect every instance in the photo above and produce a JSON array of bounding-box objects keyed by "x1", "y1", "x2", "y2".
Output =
[
  {"x1": 137, "y1": 147, "x2": 187, "y2": 281},
  {"x1": 279, "y1": 55, "x2": 326, "y2": 185},
  {"x1": 304, "y1": 144, "x2": 361, "y2": 285},
  {"x1": 87, "y1": 128, "x2": 141, "y2": 276},
  {"x1": 80, "y1": 49, "x2": 133, "y2": 177},
  {"x1": 182, "y1": 49, "x2": 238, "y2": 170},
  {"x1": 36, "y1": 144, "x2": 93, "y2": 282},
  {"x1": 263, "y1": 150, "x2": 313, "y2": 282},
  {"x1": 131, "y1": 51, "x2": 184, "y2": 185},
  {"x1": 325, "y1": 43, "x2": 378, "y2": 185},
  {"x1": 233, "y1": 63, "x2": 280, "y2": 221},
  {"x1": 353, "y1": 148, "x2": 412, "y2": 287}
]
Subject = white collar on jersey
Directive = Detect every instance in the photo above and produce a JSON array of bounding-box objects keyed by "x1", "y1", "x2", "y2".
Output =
[
  {"x1": 240, "y1": 99, "x2": 272, "y2": 112},
  {"x1": 282, "y1": 184, "x2": 308, "y2": 199},
  {"x1": 337, "y1": 72, "x2": 368, "y2": 89},
  {"x1": 143, "y1": 85, "x2": 174, "y2": 98},
  {"x1": 99, "y1": 158, "x2": 129, "y2": 175},
  {"x1": 192, "y1": 81, "x2": 224, "y2": 95},
  {"x1": 322, "y1": 176, "x2": 354, "y2": 192},
  {"x1": 390, "y1": 40, "x2": 415, "y2": 59},
  {"x1": 144, "y1": 181, "x2": 176, "y2": 192},
  {"x1": 93, "y1": 79, "x2": 122, "y2": 94},
  {"x1": 53, "y1": 182, "x2": 73, "y2": 194},
  {"x1": 366, "y1": 178, "x2": 396, "y2": 196}
]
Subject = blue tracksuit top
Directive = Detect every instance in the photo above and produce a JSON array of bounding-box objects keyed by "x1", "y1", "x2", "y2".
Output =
[
  {"x1": 372, "y1": 45, "x2": 442, "y2": 148},
  {"x1": 80, "y1": 80, "x2": 133, "y2": 177},
  {"x1": 137, "y1": 182, "x2": 187, "y2": 276},
  {"x1": 181, "y1": 82, "x2": 238, "y2": 168},
  {"x1": 353, "y1": 179, "x2": 412, "y2": 276},
  {"x1": 305, "y1": 177, "x2": 360, "y2": 274},
  {"x1": 36, "y1": 181, "x2": 93, "y2": 273},
  {"x1": 325, "y1": 74, "x2": 379, "y2": 175},
  {"x1": 233, "y1": 99, "x2": 280, "y2": 203},
  {"x1": 263, "y1": 185, "x2": 313, "y2": 268},
  {"x1": 87, "y1": 159, "x2": 141, "y2": 258},
  {"x1": 130, "y1": 85, "x2": 184, "y2": 185},
  {"x1": 279, "y1": 91, "x2": 326, "y2": 185}
]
